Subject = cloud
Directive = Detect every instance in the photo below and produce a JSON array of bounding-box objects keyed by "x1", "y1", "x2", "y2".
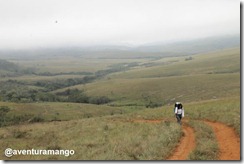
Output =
[{"x1": 0, "y1": 0, "x2": 240, "y2": 49}]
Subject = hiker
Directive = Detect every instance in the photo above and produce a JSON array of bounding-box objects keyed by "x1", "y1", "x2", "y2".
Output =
[{"x1": 174, "y1": 102, "x2": 184, "y2": 125}]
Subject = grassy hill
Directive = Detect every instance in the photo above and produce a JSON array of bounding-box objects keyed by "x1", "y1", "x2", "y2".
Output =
[
  {"x1": 0, "y1": 97, "x2": 240, "y2": 160},
  {"x1": 108, "y1": 48, "x2": 240, "y2": 79},
  {"x1": 0, "y1": 46, "x2": 240, "y2": 160},
  {"x1": 0, "y1": 59, "x2": 22, "y2": 77},
  {"x1": 81, "y1": 73, "x2": 239, "y2": 105},
  {"x1": 53, "y1": 47, "x2": 240, "y2": 106}
]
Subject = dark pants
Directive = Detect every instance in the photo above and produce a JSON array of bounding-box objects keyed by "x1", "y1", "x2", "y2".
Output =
[{"x1": 176, "y1": 114, "x2": 182, "y2": 125}]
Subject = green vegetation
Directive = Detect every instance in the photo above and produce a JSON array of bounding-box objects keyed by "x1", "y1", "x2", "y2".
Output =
[
  {"x1": 188, "y1": 121, "x2": 218, "y2": 160},
  {"x1": 125, "y1": 97, "x2": 240, "y2": 136},
  {"x1": 0, "y1": 117, "x2": 182, "y2": 160},
  {"x1": 0, "y1": 106, "x2": 10, "y2": 127},
  {"x1": 186, "y1": 98, "x2": 240, "y2": 135},
  {"x1": 78, "y1": 73, "x2": 239, "y2": 106},
  {"x1": 0, "y1": 59, "x2": 37, "y2": 77},
  {"x1": 0, "y1": 47, "x2": 240, "y2": 160},
  {"x1": 0, "y1": 102, "x2": 130, "y2": 128},
  {"x1": 108, "y1": 48, "x2": 240, "y2": 79}
]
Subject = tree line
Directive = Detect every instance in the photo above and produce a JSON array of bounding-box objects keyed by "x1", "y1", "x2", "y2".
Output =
[{"x1": 0, "y1": 86, "x2": 111, "y2": 105}]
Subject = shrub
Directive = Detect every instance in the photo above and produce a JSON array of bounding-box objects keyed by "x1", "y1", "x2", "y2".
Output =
[
  {"x1": 185, "y1": 56, "x2": 193, "y2": 61},
  {"x1": 88, "y1": 96, "x2": 111, "y2": 105},
  {"x1": 68, "y1": 92, "x2": 89, "y2": 103},
  {"x1": 12, "y1": 129, "x2": 27, "y2": 139},
  {"x1": 145, "y1": 101, "x2": 162, "y2": 108},
  {"x1": 0, "y1": 106, "x2": 10, "y2": 127},
  {"x1": 29, "y1": 116, "x2": 44, "y2": 123},
  {"x1": 0, "y1": 106, "x2": 10, "y2": 116}
]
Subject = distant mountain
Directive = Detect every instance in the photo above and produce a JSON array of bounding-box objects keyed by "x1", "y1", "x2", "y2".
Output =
[
  {"x1": 0, "y1": 59, "x2": 20, "y2": 72},
  {"x1": 0, "y1": 59, "x2": 22, "y2": 77},
  {"x1": 133, "y1": 35, "x2": 240, "y2": 54},
  {"x1": 0, "y1": 35, "x2": 239, "y2": 59},
  {"x1": 0, "y1": 59, "x2": 35, "y2": 77}
]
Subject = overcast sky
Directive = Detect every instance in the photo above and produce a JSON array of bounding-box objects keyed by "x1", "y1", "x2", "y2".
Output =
[{"x1": 0, "y1": 0, "x2": 240, "y2": 49}]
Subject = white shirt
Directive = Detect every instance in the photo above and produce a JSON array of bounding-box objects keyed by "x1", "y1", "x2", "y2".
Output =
[{"x1": 174, "y1": 107, "x2": 184, "y2": 117}]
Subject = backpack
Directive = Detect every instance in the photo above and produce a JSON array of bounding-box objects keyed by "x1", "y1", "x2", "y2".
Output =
[{"x1": 174, "y1": 102, "x2": 182, "y2": 113}]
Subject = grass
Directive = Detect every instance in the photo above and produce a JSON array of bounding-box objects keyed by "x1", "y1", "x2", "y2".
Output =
[
  {"x1": 108, "y1": 48, "x2": 240, "y2": 79},
  {"x1": 0, "y1": 47, "x2": 240, "y2": 160},
  {"x1": 49, "y1": 47, "x2": 239, "y2": 107},
  {"x1": 188, "y1": 121, "x2": 218, "y2": 160},
  {"x1": 10, "y1": 57, "x2": 148, "y2": 74},
  {"x1": 0, "y1": 74, "x2": 85, "y2": 82},
  {"x1": 0, "y1": 117, "x2": 182, "y2": 160},
  {"x1": 2, "y1": 96, "x2": 237, "y2": 160},
  {"x1": 0, "y1": 102, "x2": 131, "y2": 124},
  {"x1": 124, "y1": 97, "x2": 240, "y2": 136},
  {"x1": 186, "y1": 97, "x2": 240, "y2": 136},
  {"x1": 68, "y1": 73, "x2": 239, "y2": 106}
]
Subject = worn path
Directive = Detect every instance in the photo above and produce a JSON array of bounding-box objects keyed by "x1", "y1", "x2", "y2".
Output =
[
  {"x1": 166, "y1": 125, "x2": 195, "y2": 160},
  {"x1": 205, "y1": 121, "x2": 240, "y2": 160},
  {"x1": 131, "y1": 119, "x2": 240, "y2": 160},
  {"x1": 132, "y1": 119, "x2": 196, "y2": 160}
]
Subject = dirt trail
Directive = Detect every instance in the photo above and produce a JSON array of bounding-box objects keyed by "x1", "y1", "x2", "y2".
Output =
[
  {"x1": 132, "y1": 119, "x2": 196, "y2": 160},
  {"x1": 204, "y1": 121, "x2": 240, "y2": 160},
  {"x1": 130, "y1": 119, "x2": 240, "y2": 160},
  {"x1": 167, "y1": 125, "x2": 195, "y2": 160}
]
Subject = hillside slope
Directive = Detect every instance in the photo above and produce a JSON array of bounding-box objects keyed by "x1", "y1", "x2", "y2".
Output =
[{"x1": 54, "y1": 48, "x2": 240, "y2": 106}]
